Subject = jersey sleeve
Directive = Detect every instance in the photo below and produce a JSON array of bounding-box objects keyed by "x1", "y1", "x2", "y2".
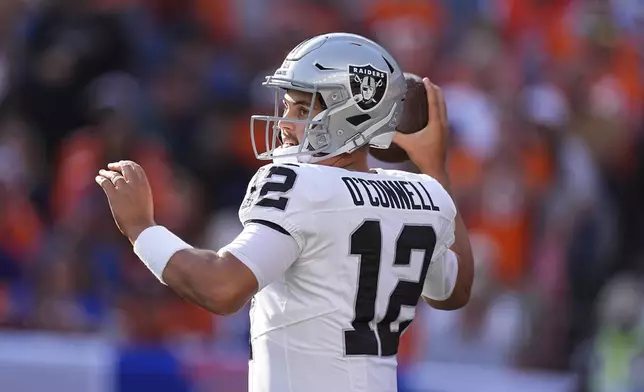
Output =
[
  {"x1": 419, "y1": 174, "x2": 459, "y2": 300},
  {"x1": 432, "y1": 218, "x2": 455, "y2": 261},
  {"x1": 222, "y1": 222, "x2": 300, "y2": 291},
  {"x1": 238, "y1": 163, "x2": 309, "y2": 250},
  {"x1": 423, "y1": 249, "x2": 459, "y2": 300},
  {"x1": 418, "y1": 174, "x2": 457, "y2": 261}
]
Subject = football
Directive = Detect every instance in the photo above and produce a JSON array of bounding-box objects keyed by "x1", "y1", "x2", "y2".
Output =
[{"x1": 369, "y1": 73, "x2": 428, "y2": 163}]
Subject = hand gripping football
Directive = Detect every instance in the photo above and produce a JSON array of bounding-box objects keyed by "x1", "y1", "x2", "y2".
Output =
[{"x1": 369, "y1": 73, "x2": 429, "y2": 163}]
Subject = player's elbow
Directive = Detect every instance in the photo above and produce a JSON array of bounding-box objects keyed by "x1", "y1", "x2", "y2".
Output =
[
  {"x1": 455, "y1": 286, "x2": 472, "y2": 309},
  {"x1": 424, "y1": 285, "x2": 471, "y2": 310},
  {"x1": 424, "y1": 259, "x2": 473, "y2": 311},
  {"x1": 204, "y1": 296, "x2": 240, "y2": 316},
  {"x1": 164, "y1": 250, "x2": 252, "y2": 316},
  {"x1": 442, "y1": 286, "x2": 472, "y2": 310},
  {"x1": 171, "y1": 275, "x2": 245, "y2": 315},
  {"x1": 203, "y1": 254, "x2": 259, "y2": 315},
  {"x1": 205, "y1": 285, "x2": 249, "y2": 315}
]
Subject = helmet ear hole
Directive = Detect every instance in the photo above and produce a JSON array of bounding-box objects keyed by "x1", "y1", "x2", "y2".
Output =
[{"x1": 318, "y1": 94, "x2": 327, "y2": 110}]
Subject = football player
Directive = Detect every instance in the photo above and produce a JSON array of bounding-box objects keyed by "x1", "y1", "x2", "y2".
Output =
[{"x1": 96, "y1": 32, "x2": 473, "y2": 392}]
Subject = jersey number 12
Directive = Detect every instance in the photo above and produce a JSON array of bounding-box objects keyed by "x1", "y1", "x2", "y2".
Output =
[{"x1": 344, "y1": 220, "x2": 437, "y2": 357}]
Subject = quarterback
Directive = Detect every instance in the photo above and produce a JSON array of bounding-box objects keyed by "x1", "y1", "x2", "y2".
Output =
[{"x1": 96, "y1": 33, "x2": 473, "y2": 392}]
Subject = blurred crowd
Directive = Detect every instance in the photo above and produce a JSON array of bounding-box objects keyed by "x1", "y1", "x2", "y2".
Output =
[{"x1": 0, "y1": 0, "x2": 642, "y2": 391}]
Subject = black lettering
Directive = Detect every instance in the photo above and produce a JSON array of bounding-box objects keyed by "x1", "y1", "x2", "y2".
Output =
[
  {"x1": 368, "y1": 180, "x2": 389, "y2": 208},
  {"x1": 378, "y1": 181, "x2": 401, "y2": 209},
  {"x1": 342, "y1": 177, "x2": 439, "y2": 212},
  {"x1": 342, "y1": 177, "x2": 364, "y2": 206},
  {"x1": 417, "y1": 182, "x2": 440, "y2": 211},
  {"x1": 387, "y1": 181, "x2": 411, "y2": 209},
  {"x1": 252, "y1": 166, "x2": 297, "y2": 211},
  {"x1": 354, "y1": 68, "x2": 384, "y2": 78},
  {"x1": 345, "y1": 221, "x2": 437, "y2": 356},
  {"x1": 408, "y1": 182, "x2": 431, "y2": 211},
  {"x1": 401, "y1": 182, "x2": 421, "y2": 210},
  {"x1": 357, "y1": 178, "x2": 379, "y2": 207}
]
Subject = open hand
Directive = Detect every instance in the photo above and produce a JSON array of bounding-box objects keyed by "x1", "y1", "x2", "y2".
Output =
[
  {"x1": 393, "y1": 77, "x2": 449, "y2": 176},
  {"x1": 95, "y1": 160, "x2": 155, "y2": 243}
]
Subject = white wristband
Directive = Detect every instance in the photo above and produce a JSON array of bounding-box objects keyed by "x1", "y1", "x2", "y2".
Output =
[{"x1": 133, "y1": 226, "x2": 193, "y2": 285}]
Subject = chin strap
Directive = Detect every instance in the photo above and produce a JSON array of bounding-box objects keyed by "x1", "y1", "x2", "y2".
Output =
[{"x1": 271, "y1": 145, "x2": 313, "y2": 164}]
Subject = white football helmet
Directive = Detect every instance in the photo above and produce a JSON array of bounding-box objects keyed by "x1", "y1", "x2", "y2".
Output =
[{"x1": 250, "y1": 32, "x2": 406, "y2": 163}]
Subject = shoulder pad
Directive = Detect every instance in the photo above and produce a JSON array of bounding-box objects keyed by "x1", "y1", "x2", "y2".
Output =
[
  {"x1": 241, "y1": 163, "x2": 300, "y2": 213},
  {"x1": 417, "y1": 173, "x2": 457, "y2": 222},
  {"x1": 239, "y1": 163, "x2": 331, "y2": 245}
]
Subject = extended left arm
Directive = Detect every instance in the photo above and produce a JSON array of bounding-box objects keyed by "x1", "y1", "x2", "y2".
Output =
[
  {"x1": 95, "y1": 160, "x2": 299, "y2": 315},
  {"x1": 133, "y1": 223, "x2": 300, "y2": 315},
  {"x1": 161, "y1": 248, "x2": 258, "y2": 315}
]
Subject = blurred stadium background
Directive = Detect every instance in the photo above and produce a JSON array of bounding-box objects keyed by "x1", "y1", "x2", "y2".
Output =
[{"x1": 0, "y1": 0, "x2": 642, "y2": 391}]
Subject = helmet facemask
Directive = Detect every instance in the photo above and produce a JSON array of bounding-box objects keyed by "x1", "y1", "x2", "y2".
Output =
[{"x1": 250, "y1": 76, "x2": 348, "y2": 164}]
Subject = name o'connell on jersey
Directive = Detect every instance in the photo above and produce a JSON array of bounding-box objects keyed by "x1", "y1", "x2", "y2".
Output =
[{"x1": 342, "y1": 176, "x2": 441, "y2": 211}]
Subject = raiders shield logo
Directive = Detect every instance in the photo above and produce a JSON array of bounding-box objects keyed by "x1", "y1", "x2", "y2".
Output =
[{"x1": 349, "y1": 64, "x2": 388, "y2": 111}]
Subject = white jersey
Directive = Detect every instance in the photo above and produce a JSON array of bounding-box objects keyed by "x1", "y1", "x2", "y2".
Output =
[{"x1": 234, "y1": 163, "x2": 456, "y2": 392}]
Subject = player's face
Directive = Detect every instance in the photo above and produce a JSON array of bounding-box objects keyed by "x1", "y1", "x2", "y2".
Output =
[{"x1": 278, "y1": 90, "x2": 324, "y2": 147}]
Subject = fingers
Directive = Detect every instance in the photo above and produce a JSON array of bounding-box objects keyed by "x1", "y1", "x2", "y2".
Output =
[
  {"x1": 120, "y1": 162, "x2": 138, "y2": 183},
  {"x1": 108, "y1": 160, "x2": 145, "y2": 183},
  {"x1": 423, "y1": 77, "x2": 440, "y2": 128},
  {"x1": 434, "y1": 84, "x2": 448, "y2": 129},
  {"x1": 95, "y1": 175, "x2": 116, "y2": 198},
  {"x1": 107, "y1": 161, "x2": 123, "y2": 173},
  {"x1": 394, "y1": 77, "x2": 447, "y2": 148},
  {"x1": 423, "y1": 77, "x2": 448, "y2": 128},
  {"x1": 99, "y1": 169, "x2": 127, "y2": 188}
]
